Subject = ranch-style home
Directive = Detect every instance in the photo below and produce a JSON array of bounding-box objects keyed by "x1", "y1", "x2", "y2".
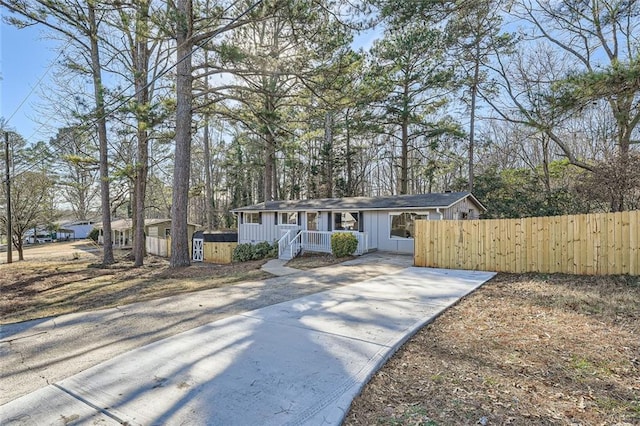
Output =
[{"x1": 233, "y1": 191, "x2": 486, "y2": 259}]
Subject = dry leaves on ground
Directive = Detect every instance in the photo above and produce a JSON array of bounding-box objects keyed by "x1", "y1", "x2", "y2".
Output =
[
  {"x1": 345, "y1": 273, "x2": 640, "y2": 426},
  {"x1": 0, "y1": 254, "x2": 270, "y2": 324}
]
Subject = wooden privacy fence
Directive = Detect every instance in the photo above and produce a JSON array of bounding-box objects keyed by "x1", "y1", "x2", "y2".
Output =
[
  {"x1": 146, "y1": 236, "x2": 169, "y2": 257},
  {"x1": 414, "y1": 211, "x2": 639, "y2": 275},
  {"x1": 202, "y1": 242, "x2": 237, "y2": 264}
]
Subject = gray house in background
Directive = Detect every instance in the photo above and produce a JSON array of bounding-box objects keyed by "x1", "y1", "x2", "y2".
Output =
[{"x1": 233, "y1": 192, "x2": 486, "y2": 259}]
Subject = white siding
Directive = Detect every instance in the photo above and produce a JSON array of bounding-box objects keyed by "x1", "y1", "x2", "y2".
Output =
[
  {"x1": 363, "y1": 211, "x2": 378, "y2": 250},
  {"x1": 373, "y1": 211, "x2": 425, "y2": 254},
  {"x1": 442, "y1": 197, "x2": 482, "y2": 219},
  {"x1": 238, "y1": 212, "x2": 279, "y2": 243},
  {"x1": 237, "y1": 196, "x2": 483, "y2": 253}
]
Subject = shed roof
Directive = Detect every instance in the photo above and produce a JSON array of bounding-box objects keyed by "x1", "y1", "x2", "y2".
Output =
[{"x1": 233, "y1": 192, "x2": 485, "y2": 213}]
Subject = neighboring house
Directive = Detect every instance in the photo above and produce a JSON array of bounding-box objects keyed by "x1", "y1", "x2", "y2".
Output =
[
  {"x1": 56, "y1": 220, "x2": 98, "y2": 240},
  {"x1": 96, "y1": 219, "x2": 198, "y2": 248},
  {"x1": 233, "y1": 191, "x2": 486, "y2": 259}
]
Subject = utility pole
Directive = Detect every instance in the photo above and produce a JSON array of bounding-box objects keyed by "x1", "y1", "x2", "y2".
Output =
[{"x1": 5, "y1": 131, "x2": 12, "y2": 264}]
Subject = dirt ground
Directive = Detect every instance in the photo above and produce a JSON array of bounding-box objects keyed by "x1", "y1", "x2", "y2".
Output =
[
  {"x1": 345, "y1": 273, "x2": 640, "y2": 426},
  {"x1": 0, "y1": 245, "x2": 345, "y2": 324},
  {"x1": 0, "y1": 248, "x2": 271, "y2": 324},
  {"x1": 2, "y1": 246, "x2": 638, "y2": 424}
]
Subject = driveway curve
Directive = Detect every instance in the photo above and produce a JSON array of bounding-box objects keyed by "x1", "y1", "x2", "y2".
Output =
[{"x1": 0, "y1": 253, "x2": 412, "y2": 405}]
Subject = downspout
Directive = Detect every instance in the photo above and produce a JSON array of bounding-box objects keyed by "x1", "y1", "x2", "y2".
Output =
[{"x1": 436, "y1": 208, "x2": 443, "y2": 220}]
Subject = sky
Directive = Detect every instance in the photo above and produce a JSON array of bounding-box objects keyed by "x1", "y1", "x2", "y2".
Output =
[
  {"x1": 1, "y1": 19, "x2": 61, "y2": 144},
  {"x1": 0, "y1": 14, "x2": 379, "y2": 148}
]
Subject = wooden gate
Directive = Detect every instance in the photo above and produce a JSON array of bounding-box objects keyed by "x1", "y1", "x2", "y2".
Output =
[{"x1": 192, "y1": 238, "x2": 204, "y2": 262}]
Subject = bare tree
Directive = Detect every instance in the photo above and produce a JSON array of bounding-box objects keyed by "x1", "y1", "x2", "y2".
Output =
[
  {"x1": 488, "y1": 0, "x2": 640, "y2": 211},
  {"x1": 2, "y1": 0, "x2": 115, "y2": 263}
]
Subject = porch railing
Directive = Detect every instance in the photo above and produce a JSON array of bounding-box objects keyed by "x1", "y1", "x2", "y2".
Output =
[
  {"x1": 277, "y1": 229, "x2": 302, "y2": 260},
  {"x1": 300, "y1": 231, "x2": 368, "y2": 256}
]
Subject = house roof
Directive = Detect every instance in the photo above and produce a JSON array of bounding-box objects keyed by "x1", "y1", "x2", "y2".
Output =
[{"x1": 233, "y1": 192, "x2": 486, "y2": 213}]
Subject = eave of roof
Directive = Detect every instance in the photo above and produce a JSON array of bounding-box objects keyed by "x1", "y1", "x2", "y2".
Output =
[{"x1": 233, "y1": 192, "x2": 486, "y2": 213}]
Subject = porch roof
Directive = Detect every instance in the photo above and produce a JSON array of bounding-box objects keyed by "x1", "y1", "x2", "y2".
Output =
[{"x1": 233, "y1": 191, "x2": 486, "y2": 213}]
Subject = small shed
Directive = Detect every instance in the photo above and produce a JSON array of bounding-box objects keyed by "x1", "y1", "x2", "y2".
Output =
[{"x1": 192, "y1": 231, "x2": 238, "y2": 264}]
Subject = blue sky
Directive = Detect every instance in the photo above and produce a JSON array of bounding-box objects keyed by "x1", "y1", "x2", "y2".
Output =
[
  {"x1": 1, "y1": 21, "x2": 59, "y2": 144},
  {"x1": 1, "y1": 17, "x2": 379, "y2": 147}
]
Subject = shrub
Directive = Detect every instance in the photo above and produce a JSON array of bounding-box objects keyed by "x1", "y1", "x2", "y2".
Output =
[
  {"x1": 88, "y1": 228, "x2": 99, "y2": 242},
  {"x1": 254, "y1": 241, "x2": 273, "y2": 259},
  {"x1": 331, "y1": 232, "x2": 358, "y2": 258},
  {"x1": 267, "y1": 242, "x2": 279, "y2": 258},
  {"x1": 233, "y1": 243, "x2": 256, "y2": 262},
  {"x1": 232, "y1": 241, "x2": 279, "y2": 262}
]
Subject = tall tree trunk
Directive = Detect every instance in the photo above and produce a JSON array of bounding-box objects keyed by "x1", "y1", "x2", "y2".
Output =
[
  {"x1": 468, "y1": 50, "x2": 480, "y2": 193},
  {"x1": 324, "y1": 111, "x2": 334, "y2": 198},
  {"x1": 203, "y1": 117, "x2": 214, "y2": 230},
  {"x1": 170, "y1": 0, "x2": 193, "y2": 267},
  {"x1": 133, "y1": 0, "x2": 150, "y2": 267},
  {"x1": 88, "y1": 3, "x2": 114, "y2": 265},
  {"x1": 345, "y1": 110, "x2": 354, "y2": 196},
  {"x1": 264, "y1": 132, "x2": 275, "y2": 202},
  {"x1": 400, "y1": 118, "x2": 409, "y2": 195},
  {"x1": 541, "y1": 135, "x2": 551, "y2": 194},
  {"x1": 263, "y1": 92, "x2": 276, "y2": 202}
]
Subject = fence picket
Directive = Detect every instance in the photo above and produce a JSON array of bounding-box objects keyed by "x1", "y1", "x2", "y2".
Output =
[{"x1": 414, "y1": 211, "x2": 639, "y2": 275}]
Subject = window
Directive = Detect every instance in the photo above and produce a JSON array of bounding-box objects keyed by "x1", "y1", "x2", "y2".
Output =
[
  {"x1": 306, "y1": 212, "x2": 318, "y2": 230},
  {"x1": 245, "y1": 212, "x2": 261, "y2": 224},
  {"x1": 333, "y1": 212, "x2": 359, "y2": 231},
  {"x1": 280, "y1": 212, "x2": 298, "y2": 225},
  {"x1": 389, "y1": 212, "x2": 428, "y2": 239}
]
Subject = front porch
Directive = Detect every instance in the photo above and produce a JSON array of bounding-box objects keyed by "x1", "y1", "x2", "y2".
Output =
[{"x1": 277, "y1": 229, "x2": 369, "y2": 260}]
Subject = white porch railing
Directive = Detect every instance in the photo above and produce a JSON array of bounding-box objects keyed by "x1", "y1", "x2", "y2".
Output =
[
  {"x1": 278, "y1": 229, "x2": 302, "y2": 260},
  {"x1": 279, "y1": 231, "x2": 368, "y2": 259}
]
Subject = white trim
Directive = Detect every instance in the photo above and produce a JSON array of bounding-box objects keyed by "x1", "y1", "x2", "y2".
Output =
[
  {"x1": 244, "y1": 212, "x2": 261, "y2": 224},
  {"x1": 279, "y1": 211, "x2": 298, "y2": 225}
]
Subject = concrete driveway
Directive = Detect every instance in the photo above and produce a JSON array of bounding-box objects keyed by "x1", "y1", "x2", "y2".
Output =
[{"x1": 1, "y1": 254, "x2": 495, "y2": 425}]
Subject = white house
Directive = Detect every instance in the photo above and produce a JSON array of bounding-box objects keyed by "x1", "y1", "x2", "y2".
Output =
[
  {"x1": 56, "y1": 220, "x2": 98, "y2": 240},
  {"x1": 233, "y1": 191, "x2": 486, "y2": 259}
]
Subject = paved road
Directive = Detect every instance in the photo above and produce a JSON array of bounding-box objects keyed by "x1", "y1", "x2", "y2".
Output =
[{"x1": 1, "y1": 255, "x2": 495, "y2": 425}]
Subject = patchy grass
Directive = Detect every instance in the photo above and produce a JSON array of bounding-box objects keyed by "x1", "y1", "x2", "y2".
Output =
[
  {"x1": 0, "y1": 254, "x2": 270, "y2": 324},
  {"x1": 345, "y1": 273, "x2": 640, "y2": 426},
  {"x1": 0, "y1": 251, "x2": 347, "y2": 325}
]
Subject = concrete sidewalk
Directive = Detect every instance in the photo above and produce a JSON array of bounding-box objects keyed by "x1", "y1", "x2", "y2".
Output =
[{"x1": 1, "y1": 266, "x2": 495, "y2": 425}]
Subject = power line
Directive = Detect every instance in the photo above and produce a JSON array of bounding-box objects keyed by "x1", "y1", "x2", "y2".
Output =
[{"x1": 3, "y1": 41, "x2": 70, "y2": 126}]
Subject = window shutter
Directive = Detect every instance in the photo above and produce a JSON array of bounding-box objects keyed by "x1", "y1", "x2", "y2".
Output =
[
  {"x1": 359, "y1": 212, "x2": 364, "y2": 232},
  {"x1": 327, "y1": 212, "x2": 332, "y2": 231},
  {"x1": 258, "y1": 212, "x2": 263, "y2": 224},
  {"x1": 274, "y1": 212, "x2": 278, "y2": 225}
]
